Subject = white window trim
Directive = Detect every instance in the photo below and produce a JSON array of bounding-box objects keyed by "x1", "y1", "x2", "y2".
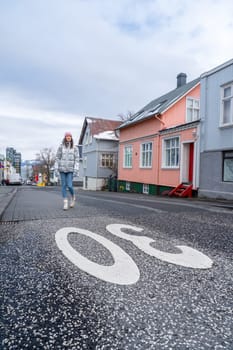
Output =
[
  {"x1": 186, "y1": 97, "x2": 200, "y2": 123},
  {"x1": 143, "y1": 184, "x2": 149, "y2": 194},
  {"x1": 223, "y1": 151, "x2": 233, "y2": 182},
  {"x1": 162, "y1": 136, "x2": 180, "y2": 169},
  {"x1": 220, "y1": 83, "x2": 233, "y2": 127},
  {"x1": 140, "y1": 141, "x2": 153, "y2": 168},
  {"x1": 123, "y1": 145, "x2": 133, "y2": 168},
  {"x1": 126, "y1": 182, "x2": 130, "y2": 191}
]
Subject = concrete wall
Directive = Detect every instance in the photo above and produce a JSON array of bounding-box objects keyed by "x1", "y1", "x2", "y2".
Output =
[
  {"x1": 199, "y1": 151, "x2": 233, "y2": 200},
  {"x1": 83, "y1": 176, "x2": 106, "y2": 191}
]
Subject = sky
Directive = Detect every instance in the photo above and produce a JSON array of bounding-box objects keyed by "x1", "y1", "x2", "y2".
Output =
[{"x1": 0, "y1": 0, "x2": 233, "y2": 160}]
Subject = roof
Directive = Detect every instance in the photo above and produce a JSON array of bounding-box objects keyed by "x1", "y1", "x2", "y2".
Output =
[
  {"x1": 78, "y1": 117, "x2": 122, "y2": 144},
  {"x1": 119, "y1": 77, "x2": 200, "y2": 129},
  {"x1": 201, "y1": 58, "x2": 233, "y2": 78}
]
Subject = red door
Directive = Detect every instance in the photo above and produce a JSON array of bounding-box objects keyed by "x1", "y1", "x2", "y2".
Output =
[{"x1": 188, "y1": 143, "x2": 194, "y2": 182}]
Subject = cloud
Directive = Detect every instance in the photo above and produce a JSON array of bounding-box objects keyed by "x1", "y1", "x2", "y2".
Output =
[
  {"x1": 0, "y1": 0, "x2": 233, "y2": 160},
  {"x1": 0, "y1": 89, "x2": 84, "y2": 159}
]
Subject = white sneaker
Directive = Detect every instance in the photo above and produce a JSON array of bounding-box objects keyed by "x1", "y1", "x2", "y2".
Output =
[
  {"x1": 63, "y1": 199, "x2": 68, "y2": 210},
  {"x1": 70, "y1": 195, "x2": 76, "y2": 208}
]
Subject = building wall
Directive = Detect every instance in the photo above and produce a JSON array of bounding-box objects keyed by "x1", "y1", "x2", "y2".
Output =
[
  {"x1": 162, "y1": 84, "x2": 200, "y2": 127},
  {"x1": 199, "y1": 60, "x2": 233, "y2": 199},
  {"x1": 158, "y1": 127, "x2": 197, "y2": 187},
  {"x1": 119, "y1": 118, "x2": 160, "y2": 142},
  {"x1": 118, "y1": 120, "x2": 159, "y2": 184},
  {"x1": 82, "y1": 138, "x2": 119, "y2": 190},
  {"x1": 118, "y1": 85, "x2": 200, "y2": 189},
  {"x1": 199, "y1": 151, "x2": 233, "y2": 200},
  {"x1": 119, "y1": 126, "x2": 198, "y2": 188},
  {"x1": 200, "y1": 63, "x2": 233, "y2": 152},
  {"x1": 84, "y1": 176, "x2": 106, "y2": 191}
]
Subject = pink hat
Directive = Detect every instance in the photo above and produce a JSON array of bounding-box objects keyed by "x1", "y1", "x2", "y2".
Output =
[{"x1": 65, "y1": 131, "x2": 72, "y2": 137}]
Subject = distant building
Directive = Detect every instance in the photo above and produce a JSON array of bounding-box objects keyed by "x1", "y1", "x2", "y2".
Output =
[
  {"x1": 78, "y1": 117, "x2": 122, "y2": 190},
  {"x1": 21, "y1": 160, "x2": 34, "y2": 181},
  {"x1": 6, "y1": 147, "x2": 22, "y2": 174},
  {"x1": 6, "y1": 147, "x2": 15, "y2": 164},
  {"x1": 14, "y1": 152, "x2": 22, "y2": 174}
]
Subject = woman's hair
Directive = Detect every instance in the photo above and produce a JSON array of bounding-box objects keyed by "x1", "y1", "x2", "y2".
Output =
[{"x1": 62, "y1": 136, "x2": 73, "y2": 148}]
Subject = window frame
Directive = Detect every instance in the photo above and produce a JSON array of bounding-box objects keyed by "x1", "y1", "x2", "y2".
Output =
[
  {"x1": 142, "y1": 183, "x2": 149, "y2": 194},
  {"x1": 220, "y1": 83, "x2": 233, "y2": 127},
  {"x1": 222, "y1": 151, "x2": 233, "y2": 182},
  {"x1": 126, "y1": 182, "x2": 130, "y2": 191},
  {"x1": 100, "y1": 153, "x2": 114, "y2": 168},
  {"x1": 162, "y1": 136, "x2": 180, "y2": 169},
  {"x1": 186, "y1": 97, "x2": 200, "y2": 123},
  {"x1": 140, "y1": 142, "x2": 153, "y2": 168},
  {"x1": 123, "y1": 145, "x2": 133, "y2": 168}
]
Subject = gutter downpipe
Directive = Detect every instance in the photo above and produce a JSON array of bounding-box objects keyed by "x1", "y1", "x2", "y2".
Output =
[{"x1": 154, "y1": 114, "x2": 165, "y2": 195}]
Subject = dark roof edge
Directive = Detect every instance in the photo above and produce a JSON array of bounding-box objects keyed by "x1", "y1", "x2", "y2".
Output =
[
  {"x1": 118, "y1": 77, "x2": 200, "y2": 130},
  {"x1": 159, "y1": 120, "x2": 200, "y2": 134},
  {"x1": 201, "y1": 58, "x2": 233, "y2": 78}
]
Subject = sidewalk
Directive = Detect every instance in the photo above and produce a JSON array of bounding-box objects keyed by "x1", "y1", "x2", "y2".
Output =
[
  {"x1": 0, "y1": 186, "x2": 18, "y2": 220},
  {"x1": 0, "y1": 186, "x2": 232, "y2": 222}
]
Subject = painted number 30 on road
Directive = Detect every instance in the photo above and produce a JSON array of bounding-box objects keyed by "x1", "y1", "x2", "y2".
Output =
[{"x1": 55, "y1": 224, "x2": 213, "y2": 285}]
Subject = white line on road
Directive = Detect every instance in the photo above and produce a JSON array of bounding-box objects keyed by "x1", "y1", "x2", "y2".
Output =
[{"x1": 55, "y1": 227, "x2": 140, "y2": 285}]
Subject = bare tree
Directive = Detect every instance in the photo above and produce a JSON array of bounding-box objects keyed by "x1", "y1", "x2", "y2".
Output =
[
  {"x1": 35, "y1": 148, "x2": 56, "y2": 184},
  {"x1": 117, "y1": 110, "x2": 134, "y2": 121}
]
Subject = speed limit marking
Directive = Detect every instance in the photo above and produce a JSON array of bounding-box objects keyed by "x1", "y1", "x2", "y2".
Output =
[
  {"x1": 55, "y1": 226, "x2": 140, "y2": 285},
  {"x1": 55, "y1": 224, "x2": 213, "y2": 285}
]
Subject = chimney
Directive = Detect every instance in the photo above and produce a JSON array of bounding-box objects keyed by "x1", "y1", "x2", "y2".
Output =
[{"x1": 176, "y1": 73, "x2": 187, "y2": 88}]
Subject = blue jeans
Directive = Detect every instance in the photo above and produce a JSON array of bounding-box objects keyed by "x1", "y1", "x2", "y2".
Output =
[{"x1": 60, "y1": 172, "x2": 74, "y2": 199}]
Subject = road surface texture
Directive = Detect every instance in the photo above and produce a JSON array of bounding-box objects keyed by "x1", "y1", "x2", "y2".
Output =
[{"x1": 0, "y1": 186, "x2": 232, "y2": 349}]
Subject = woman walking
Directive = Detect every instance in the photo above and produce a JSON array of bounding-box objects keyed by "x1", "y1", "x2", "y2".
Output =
[{"x1": 55, "y1": 132, "x2": 79, "y2": 210}]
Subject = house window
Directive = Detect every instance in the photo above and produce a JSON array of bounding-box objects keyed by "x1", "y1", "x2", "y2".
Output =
[
  {"x1": 143, "y1": 184, "x2": 149, "y2": 194},
  {"x1": 221, "y1": 84, "x2": 233, "y2": 126},
  {"x1": 163, "y1": 137, "x2": 180, "y2": 168},
  {"x1": 223, "y1": 151, "x2": 233, "y2": 182},
  {"x1": 141, "y1": 142, "x2": 152, "y2": 168},
  {"x1": 186, "y1": 97, "x2": 200, "y2": 122},
  {"x1": 101, "y1": 154, "x2": 114, "y2": 168},
  {"x1": 124, "y1": 145, "x2": 132, "y2": 168},
  {"x1": 126, "y1": 182, "x2": 130, "y2": 191}
]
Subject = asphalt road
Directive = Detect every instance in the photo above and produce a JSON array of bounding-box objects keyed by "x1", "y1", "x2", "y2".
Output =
[{"x1": 0, "y1": 186, "x2": 232, "y2": 349}]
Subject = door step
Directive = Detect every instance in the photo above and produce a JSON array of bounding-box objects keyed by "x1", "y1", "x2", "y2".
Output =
[{"x1": 168, "y1": 183, "x2": 193, "y2": 198}]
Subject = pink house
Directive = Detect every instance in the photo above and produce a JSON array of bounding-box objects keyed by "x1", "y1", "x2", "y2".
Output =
[{"x1": 117, "y1": 73, "x2": 200, "y2": 197}]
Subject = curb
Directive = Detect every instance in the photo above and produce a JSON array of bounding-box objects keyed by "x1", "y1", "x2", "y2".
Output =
[{"x1": 0, "y1": 188, "x2": 18, "y2": 221}]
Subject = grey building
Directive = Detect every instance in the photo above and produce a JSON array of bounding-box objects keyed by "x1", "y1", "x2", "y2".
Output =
[
  {"x1": 78, "y1": 117, "x2": 122, "y2": 190},
  {"x1": 6, "y1": 147, "x2": 22, "y2": 174},
  {"x1": 6, "y1": 147, "x2": 15, "y2": 164},
  {"x1": 14, "y1": 152, "x2": 22, "y2": 174},
  {"x1": 199, "y1": 59, "x2": 233, "y2": 200}
]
